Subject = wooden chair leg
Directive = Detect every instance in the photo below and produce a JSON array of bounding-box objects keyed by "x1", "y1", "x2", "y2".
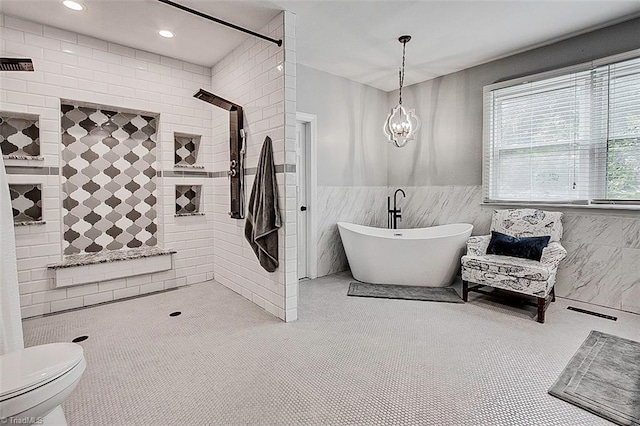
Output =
[
  {"x1": 462, "y1": 280, "x2": 469, "y2": 302},
  {"x1": 537, "y1": 296, "x2": 546, "y2": 323}
]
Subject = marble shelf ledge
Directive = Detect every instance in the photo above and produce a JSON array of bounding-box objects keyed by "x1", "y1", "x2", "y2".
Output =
[
  {"x1": 174, "y1": 212, "x2": 205, "y2": 217},
  {"x1": 49, "y1": 247, "x2": 176, "y2": 269},
  {"x1": 174, "y1": 164, "x2": 205, "y2": 169},
  {"x1": 3, "y1": 155, "x2": 45, "y2": 168},
  {"x1": 49, "y1": 247, "x2": 176, "y2": 288},
  {"x1": 14, "y1": 220, "x2": 46, "y2": 226},
  {"x1": 3, "y1": 154, "x2": 44, "y2": 161}
]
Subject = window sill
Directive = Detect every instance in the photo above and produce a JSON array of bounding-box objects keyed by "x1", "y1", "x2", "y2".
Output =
[{"x1": 481, "y1": 202, "x2": 640, "y2": 214}]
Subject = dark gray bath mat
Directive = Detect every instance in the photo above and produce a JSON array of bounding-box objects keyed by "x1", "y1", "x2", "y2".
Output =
[
  {"x1": 347, "y1": 282, "x2": 463, "y2": 303},
  {"x1": 549, "y1": 330, "x2": 640, "y2": 426}
]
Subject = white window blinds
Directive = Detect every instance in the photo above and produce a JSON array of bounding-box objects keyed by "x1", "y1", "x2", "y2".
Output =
[
  {"x1": 484, "y1": 54, "x2": 640, "y2": 205},
  {"x1": 605, "y1": 57, "x2": 640, "y2": 201}
]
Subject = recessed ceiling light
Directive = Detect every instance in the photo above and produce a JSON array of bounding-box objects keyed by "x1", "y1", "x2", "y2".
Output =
[
  {"x1": 62, "y1": 0, "x2": 84, "y2": 11},
  {"x1": 159, "y1": 30, "x2": 174, "y2": 38}
]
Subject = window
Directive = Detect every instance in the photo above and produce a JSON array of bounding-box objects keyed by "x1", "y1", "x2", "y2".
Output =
[{"x1": 484, "y1": 53, "x2": 640, "y2": 205}]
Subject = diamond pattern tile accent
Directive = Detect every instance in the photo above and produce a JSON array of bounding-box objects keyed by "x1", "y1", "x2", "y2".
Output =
[
  {"x1": 0, "y1": 112, "x2": 40, "y2": 157},
  {"x1": 174, "y1": 134, "x2": 200, "y2": 166},
  {"x1": 61, "y1": 103, "x2": 158, "y2": 255},
  {"x1": 175, "y1": 185, "x2": 201, "y2": 214},
  {"x1": 9, "y1": 184, "x2": 42, "y2": 223}
]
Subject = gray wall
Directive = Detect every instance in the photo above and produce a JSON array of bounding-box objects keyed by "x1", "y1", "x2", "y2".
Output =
[
  {"x1": 297, "y1": 65, "x2": 389, "y2": 276},
  {"x1": 297, "y1": 64, "x2": 388, "y2": 187},
  {"x1": 388, "y1": 17, "x2": 640, "y2": 187}
]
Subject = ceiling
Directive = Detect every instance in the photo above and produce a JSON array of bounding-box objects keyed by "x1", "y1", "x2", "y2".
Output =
[
  {"x1": 2, "y1": 0, "x2": 640, "y2": 91},
  {"x1": 0, "y1": 0, "x2": 283, "y2": 68}
]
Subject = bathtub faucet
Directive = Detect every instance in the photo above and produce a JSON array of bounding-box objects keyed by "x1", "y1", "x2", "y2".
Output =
[{"x1": 388, "y1": 188, "x2": 406, "y2": 229}]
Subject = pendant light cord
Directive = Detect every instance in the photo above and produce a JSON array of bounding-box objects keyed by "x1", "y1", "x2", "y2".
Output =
[{"x1": 398, "y1": 40, "x2": 406, "y2": 105}]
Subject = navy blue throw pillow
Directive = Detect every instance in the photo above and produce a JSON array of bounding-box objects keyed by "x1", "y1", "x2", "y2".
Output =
[{"x1": 486, "y1": 231, "x2": 550, "y2": 261}]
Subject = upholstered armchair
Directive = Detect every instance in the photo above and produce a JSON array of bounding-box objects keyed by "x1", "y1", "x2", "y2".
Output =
[{"x1": 461, "y1": 209, "x2": 567, "y2": 323}]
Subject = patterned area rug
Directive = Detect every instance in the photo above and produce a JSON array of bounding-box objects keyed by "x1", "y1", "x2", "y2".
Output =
[
  {"x1": 549, "y1": 330, "x2": 640, "y2": 426},
  {"x1": 347, "y1": 282, "x2": 463, "y2": 303}
]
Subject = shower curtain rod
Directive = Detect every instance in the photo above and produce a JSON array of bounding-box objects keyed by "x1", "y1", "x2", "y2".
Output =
[{"x1": 156, "y1": 0, "x2": 283, "y2": 47}]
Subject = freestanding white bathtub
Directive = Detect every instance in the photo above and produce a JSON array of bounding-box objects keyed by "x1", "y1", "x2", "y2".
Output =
[{"x1": 337, "y1": 222, "x2": 473, "y2": 287}]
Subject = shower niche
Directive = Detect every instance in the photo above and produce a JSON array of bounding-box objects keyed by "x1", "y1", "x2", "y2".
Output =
[
  {"x1": 175, "y1": 185, "x2": 203, "y2": 216},
  {"x1": 0, "y1": 111, "x2": 42, "y2": 161},
  {"x1": 174, "y1": 133, "x2": 203, "y2": 168},
  {"x1": 9, "y1": 183, "x2": 43, "y2": 226}
]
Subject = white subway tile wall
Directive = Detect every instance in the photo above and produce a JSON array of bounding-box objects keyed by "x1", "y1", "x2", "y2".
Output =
[
  {"x1": 0, "y1": 13, "x2": 216, "y2": 317},
  {"x1": 210, "y1": 12, "x2": 297, "y2": 321}
]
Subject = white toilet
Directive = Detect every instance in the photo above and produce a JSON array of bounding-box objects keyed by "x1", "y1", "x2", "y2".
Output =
[{"x1": 0, "y1": 343, "x2": 86, "y2": 425}]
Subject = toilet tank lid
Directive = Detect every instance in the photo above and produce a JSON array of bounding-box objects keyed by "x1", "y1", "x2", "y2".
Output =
[{"x1": 0, "y1": 343, "x2": 84, "y2": 399}]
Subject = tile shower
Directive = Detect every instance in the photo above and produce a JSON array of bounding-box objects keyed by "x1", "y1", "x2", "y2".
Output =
[
  {"x1": 0, "y1": 14, "x2": 217, "y2": 317},
  {"x1": 1, "y1": 11, "x2": 296, "y2": 321}
]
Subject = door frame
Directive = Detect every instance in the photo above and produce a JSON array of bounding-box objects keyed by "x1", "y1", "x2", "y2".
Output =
[{"x1": 296, "y1": 112, "x2": 318, "y2": 279}]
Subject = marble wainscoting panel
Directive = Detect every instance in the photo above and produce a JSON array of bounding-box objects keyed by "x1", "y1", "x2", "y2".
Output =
[
  {"x1": 620, "y1": 248, "x2": 640, "y2": 314},
  {"x1": 391, "y1": 186, "x2": 492, "y2": 234},
  {"x1": 562, "y1": 214, "x2": 624, "y2": 247},
  {"x1": 622, "y1": 218, "x2": 640, "y2": 249},
  {"x1": 556, "y1": 242, "x2": 625, "y2": 310},
  {"x1": 557, "y1": 212, "x2": 640, "y2": 314},
  {"x1": 317, "y1": 186, "x2": 387, "y2": 277}
]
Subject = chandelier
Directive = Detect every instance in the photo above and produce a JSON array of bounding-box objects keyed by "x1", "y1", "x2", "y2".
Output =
[{"x1": 384, "y1": 35, "x2": 420, "y2": 148}]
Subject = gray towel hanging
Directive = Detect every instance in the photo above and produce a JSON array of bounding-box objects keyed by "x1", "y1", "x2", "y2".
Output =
[{"x1": 244, "y1": 136, "x2": 281, "y2": 272}]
